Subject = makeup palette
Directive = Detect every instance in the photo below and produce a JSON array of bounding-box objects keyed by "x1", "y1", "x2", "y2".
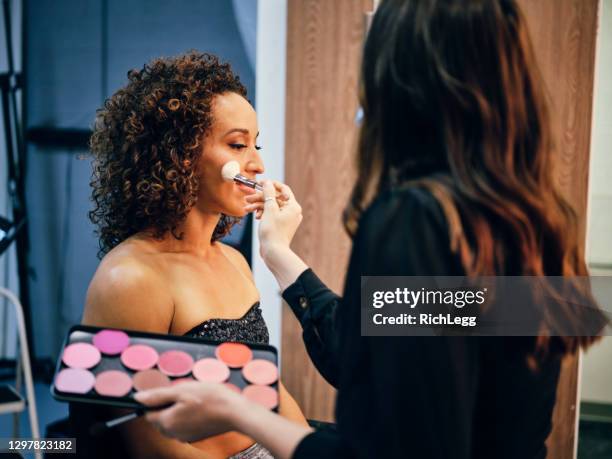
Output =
[{"x1": 51, "y1": 325, "x2": 280, "y2": 411}]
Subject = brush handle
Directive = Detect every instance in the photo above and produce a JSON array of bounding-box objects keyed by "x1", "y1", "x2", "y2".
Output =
[
  {"x1": 90, "y1": 402, "x2": 174, "y2": 436},
  {"x1": 106, "y1": 410, "x2": 142, "y2": 428},
  {"x1": 234, "y1": 175, "x2": 263, "y2": 192}
]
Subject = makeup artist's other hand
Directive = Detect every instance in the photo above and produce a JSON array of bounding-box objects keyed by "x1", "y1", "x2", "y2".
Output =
[
  {"x1": 134, "y1": 381, "x2": 244, "y2": 443},
  {"x1": 246, "y1": 180, "x2": 303, "y2": 260}
]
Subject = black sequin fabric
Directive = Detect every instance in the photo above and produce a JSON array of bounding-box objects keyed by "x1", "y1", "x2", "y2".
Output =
[
  {"x1": 183, "y1": 302, "x2": 269, "y2": 344},
  {"x1": 183, "y1": 302, "x2": 273, "y2": 459}
]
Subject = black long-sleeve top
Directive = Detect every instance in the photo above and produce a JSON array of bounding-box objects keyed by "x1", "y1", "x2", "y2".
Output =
[{"x1": 282, "y1": 186, "x2": 561, "y2": 459}]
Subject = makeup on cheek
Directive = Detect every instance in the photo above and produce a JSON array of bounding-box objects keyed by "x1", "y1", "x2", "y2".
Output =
[{"x1": 51, "y1": 325, "x2": 280, "y2": 413}]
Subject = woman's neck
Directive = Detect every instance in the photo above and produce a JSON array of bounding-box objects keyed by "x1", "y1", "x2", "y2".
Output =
[{"x1": 158, "y1": 207, "x2": 222, "y2": 257}]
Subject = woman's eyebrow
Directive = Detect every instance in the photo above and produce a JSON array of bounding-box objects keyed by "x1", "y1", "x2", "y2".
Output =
[
  {"x1": 224, "y1": 128, "x2": 248, "y2": 136},
  {"x1": 223, "y1": 128, "x2": 260, "y2": 138}
]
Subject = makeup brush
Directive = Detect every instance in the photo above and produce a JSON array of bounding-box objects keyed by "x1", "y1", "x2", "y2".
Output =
[
  {"x1": 89, "y1": 403, "x2": 173, "y2": 436},
  {"x1": 221, "y1": 160, "x2": 263, "y2": 192}
]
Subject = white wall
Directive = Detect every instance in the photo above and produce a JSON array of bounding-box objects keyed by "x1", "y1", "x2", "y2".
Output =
[
  {"x1": 253, "y1": 0, "x2": 287, "y2": 352},
  {"x1": 581, "y1": 0, "x2": 612, "y2": 405}
]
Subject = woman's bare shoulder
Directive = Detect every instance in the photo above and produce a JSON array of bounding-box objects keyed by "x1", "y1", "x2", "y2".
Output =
[
  {"x1": 83, "y1": 238, "x2": 174, "y2": 332},
  {"x1": 217, "y1": 242, "x2": 253, "y2": 281}
]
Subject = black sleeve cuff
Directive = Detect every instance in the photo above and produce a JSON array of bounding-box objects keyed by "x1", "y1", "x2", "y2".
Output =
[{"x1": 282, "y1": 268, "x2": 333, "y2": 322}]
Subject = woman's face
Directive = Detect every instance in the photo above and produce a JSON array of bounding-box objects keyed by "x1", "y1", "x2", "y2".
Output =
[{"x1": 197, "y1": 92, "x2": 264, "y2": 217}]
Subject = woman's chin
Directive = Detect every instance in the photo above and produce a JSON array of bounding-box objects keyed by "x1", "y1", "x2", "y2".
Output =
[{"x1": 223, "y1": 207, "x2": 248, "y2": 219}]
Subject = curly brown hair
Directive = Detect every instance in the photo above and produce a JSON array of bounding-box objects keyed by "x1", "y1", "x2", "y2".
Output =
[{"x1": 89, "y1": 51, "x2": 247, "y2": 257}]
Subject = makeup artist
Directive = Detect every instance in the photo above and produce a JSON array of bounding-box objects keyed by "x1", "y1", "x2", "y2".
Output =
[{"x1": 135, "y1": 0, "x2": 607, "y2": 458}]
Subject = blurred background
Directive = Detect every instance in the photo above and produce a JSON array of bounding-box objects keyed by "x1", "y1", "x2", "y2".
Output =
[
  {"x1": 0, "y1": 0, "x2": 289, "y2": 446},
  {"x1": 0, "y1": 1, "x2": 610, "y2": 458}
]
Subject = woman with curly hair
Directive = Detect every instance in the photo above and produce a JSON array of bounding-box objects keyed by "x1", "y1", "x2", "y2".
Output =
[{"x1": 71, "y1": 51, "x2": 307, "y2": 459}]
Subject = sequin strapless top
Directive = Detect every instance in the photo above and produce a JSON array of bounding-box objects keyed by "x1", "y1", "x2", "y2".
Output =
[{"x1": 183, "y1": 302, "x2": 269, "y2": 344}]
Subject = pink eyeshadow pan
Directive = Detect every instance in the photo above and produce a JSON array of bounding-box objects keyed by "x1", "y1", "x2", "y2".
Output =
[
  {"x1": 133, "y1": 369, "x2": 171, "y2": 391},
  {"x1": 157, "y1": 350, "x2": 194, "y2": 377},
  {"x1": 192, "y1": 358, "x2": 230, "y2": 383},
  {"x1": 242, "y1": 359, "x2": 278, "y2": 386},
  {"x1": 242, "y1": 385, "x2": 278, "y2": 410},
  {"x1": 55, "y1": 368, "x2": 95, "y2": 394},
  {"x1": 94, "y1": 370, "x2": 133, "y2": 397},
  {"x1": 93, "y1": 329, "x2": 130, "y2": 355},
  {"x1": 62, "y1": 342, "x2": 101, "y2": 369},
  {"x1": 120, "y1": 344, "x2": 159, "y2": 371}
]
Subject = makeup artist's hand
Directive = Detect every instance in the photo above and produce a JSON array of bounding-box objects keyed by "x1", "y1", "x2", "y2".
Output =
[
  {"x1": 134, "y1": 381, "x2": 246, "y2": 442},
  {"x1": 246, "y1": 180, "x2": 309, "y2": 291},
  {"x1": 136, "y1": 381, "x2": 312, "y2": 459},
  {"x1": 245, "y1": 180, "x2": 303, "y2": 259}
]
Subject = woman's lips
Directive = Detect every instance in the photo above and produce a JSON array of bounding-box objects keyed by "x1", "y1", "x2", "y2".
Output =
[{"x1": 236, "y1": 182, "x2": 257, "y2": 195}]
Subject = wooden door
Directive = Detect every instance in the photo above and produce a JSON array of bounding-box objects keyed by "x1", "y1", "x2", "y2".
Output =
[
  {"x1": 516, "y1": 1, "x2": 600, "y2": 457},
  {"x1": 282, "y1": 0, "x2": 372, "y2": 422}
]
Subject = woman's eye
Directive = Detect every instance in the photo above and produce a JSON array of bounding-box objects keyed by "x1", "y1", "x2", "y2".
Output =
[{"x1": 229, "y1": 143, "x2": 263, "y2": 151}]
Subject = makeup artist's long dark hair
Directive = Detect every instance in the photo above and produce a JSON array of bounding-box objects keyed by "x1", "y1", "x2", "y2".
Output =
[{"x1": 344, "y1": 0, "x2": 606, "y2": 356}]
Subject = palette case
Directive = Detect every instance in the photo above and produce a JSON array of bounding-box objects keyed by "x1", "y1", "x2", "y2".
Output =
[{"x1": 50, "y1": 325, "x2": 280, "y2": 411}]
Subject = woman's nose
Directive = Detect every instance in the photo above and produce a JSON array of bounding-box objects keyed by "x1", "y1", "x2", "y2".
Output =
[{"x1": 245, "y1": 149, "x2": 264, "y2": 175}]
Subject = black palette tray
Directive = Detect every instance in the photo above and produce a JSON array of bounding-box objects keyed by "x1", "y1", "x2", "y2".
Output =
[{"x1": 50, "y1": 324, "x2": 279, "y2": 410}]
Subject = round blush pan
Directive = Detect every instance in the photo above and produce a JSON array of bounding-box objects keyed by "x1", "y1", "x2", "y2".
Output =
[
  {"x1": 93, "y1": 329, "x2": 130, "y2": 355},
  {"x1": 157, "y1": 350, "x2": 194, "y2": 377},
  {"x1": 133, "y1": 369, "x2": 171, "y2": 391},
  {"x1": 171, "y1": 377, "x2": 194, "y2": 386},
  {"x1": 55, "y1": 368, "x2": 95, "y2": 394},
  {"x1": 192, "y1": 358, "x2": 230, "y2": 383},
  {"x1": 215, "y1": 342, "x2": 253, "y2": 368},
  {"x1": 120, "y1": 344, "x2": 159, "y2": 371},
  {"x1": 62, "y1": 342, "x2": 101, "y2": 369},
  {"x1": 94, "y1": 370, "x2": 133, "y2": 397},
  {"x1": 242, "y1": 359, "x2": 278, "y2": 385},
  {"x1": 242, "y1": 385, "x2": 278, "y2": 410},
  {"x1": 224, "y1": 382, "x2": 242, "y2": 394}
]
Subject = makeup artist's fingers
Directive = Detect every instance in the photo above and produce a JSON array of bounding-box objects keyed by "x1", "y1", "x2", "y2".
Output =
[
  {"x1": 245, "y1": 182, "x2": 289, "y2": 203},
  {"x1": 151, "y1": 406, "x2": 183, "y2": 438},
  {"x1": 245, "y1": 194, "x2": 262, "y2": 203},
  {"x1": 144, "y1": 410, "x2": 162, "y2": 425},
  {"x1": 134, "y1": 387, "x2": 178, "y2": 408},
  {"x1": 271, "y1": 181, "x2": 294, "y2": 201},
  {"x1": 262, "y1": 181, "x2": 280, "y2": 212}
]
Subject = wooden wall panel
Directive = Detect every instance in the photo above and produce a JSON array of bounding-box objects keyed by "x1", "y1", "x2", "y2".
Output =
[
  {"x1": 282, "y1": 0, "x2": 372, "y2": 422},
  {"x1": 516, "y1": 1, "x2": 600, "y2": 458}
]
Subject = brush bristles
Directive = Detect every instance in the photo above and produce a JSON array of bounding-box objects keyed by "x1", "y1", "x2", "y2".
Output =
[{"x1": 221, "y1": 160, "x2": 241, "y2": 181}]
